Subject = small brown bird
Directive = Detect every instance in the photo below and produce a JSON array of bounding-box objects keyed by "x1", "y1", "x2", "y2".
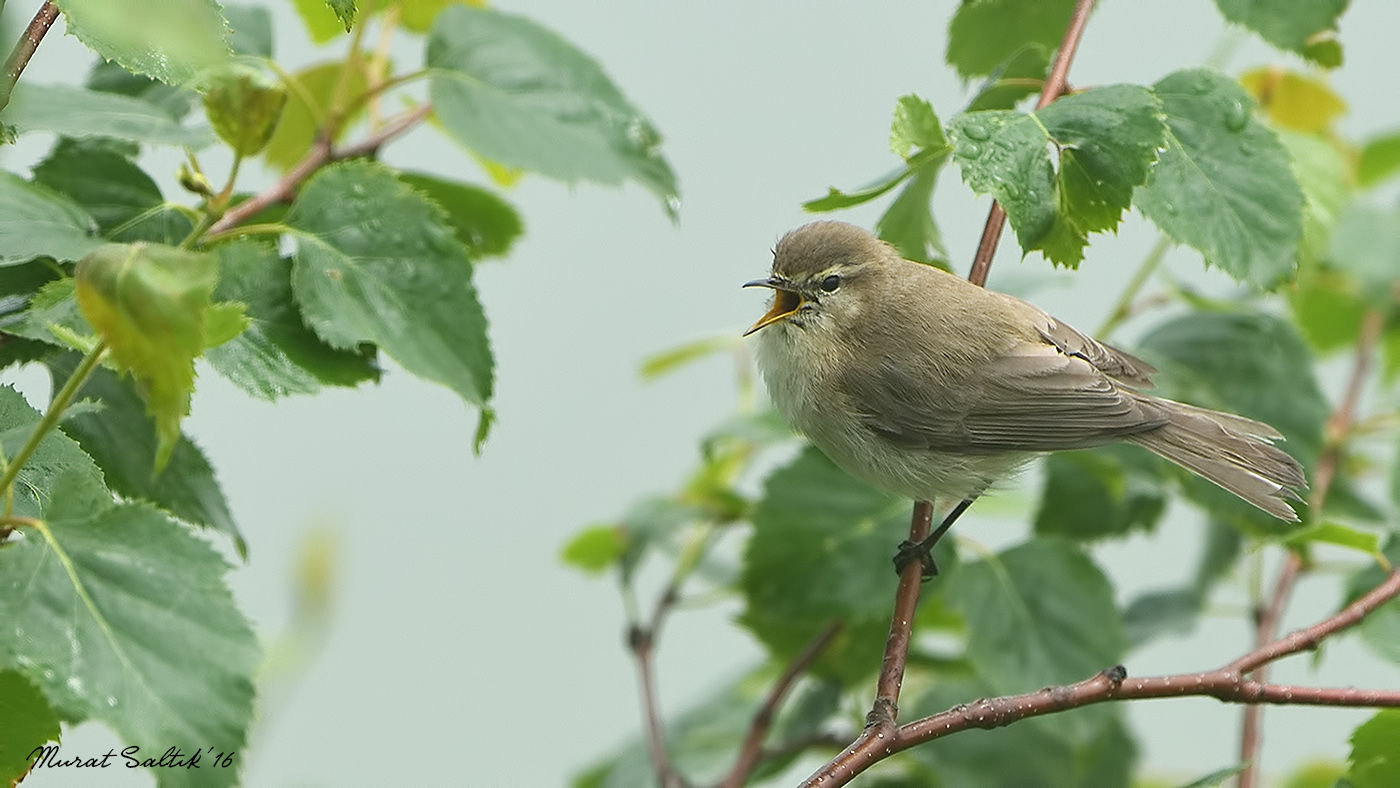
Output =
[{"x1": 744, "y1": 221, "x2": 1305, "y2": 571}]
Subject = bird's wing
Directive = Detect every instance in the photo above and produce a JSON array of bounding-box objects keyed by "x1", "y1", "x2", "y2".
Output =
[
  {"x1": 846, "y1": 341, "x2": 1170, "y2": 454},
  {"x1": 1035, "y1": 314, "x2": 1158, "y2": 387}
]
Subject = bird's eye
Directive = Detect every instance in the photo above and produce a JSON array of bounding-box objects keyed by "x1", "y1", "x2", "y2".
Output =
[{"x1": 820, "y1": 274, "x2": 841, "y2": 292}]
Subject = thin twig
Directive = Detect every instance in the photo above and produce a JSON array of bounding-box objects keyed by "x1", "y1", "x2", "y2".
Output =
[
  {"x1": 0, "y1": 0, "x2": 59, "y2": 112},
  {"x1": 1237, "y1": 304, "x2": 1385, "y2": 788},
  {"x1": 205, "y1": 103, "x2": 432, "y2": 237},
  {"x1": 801, "y1": 3, "x2": 1101, "y2": 785},
  {"x1": 799, "y1": 568, "x2": 1400, "y2": 787},
  {"x1": 721, "y1": 621, "x2": 843, "y2": 788},
  {"x1": 630, "y1": 621, "x2": 685, "y2": 788}
]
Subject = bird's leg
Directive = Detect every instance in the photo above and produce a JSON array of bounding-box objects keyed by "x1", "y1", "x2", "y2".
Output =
[{"x1": 893, "y1": 498, "x2": 976, "y2": 581}]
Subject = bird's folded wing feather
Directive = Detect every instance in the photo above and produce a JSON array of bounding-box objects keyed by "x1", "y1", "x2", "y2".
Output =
[
  {"x1": 1035, "y1": 314, "x2": 1158, "y2": 387},
  {"x1": 848, "y1": 341, "x2": 1170, "y2": 453}
]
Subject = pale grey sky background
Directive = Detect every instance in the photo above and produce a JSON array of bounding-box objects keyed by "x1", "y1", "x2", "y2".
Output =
[{"x1": 6, "y1": 0, "x2": 1400, "y2": 785}]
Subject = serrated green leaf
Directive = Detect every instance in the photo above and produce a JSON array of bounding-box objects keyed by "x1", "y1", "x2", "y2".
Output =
[
  {"x1": 287, "y1": 160, "x2": 494, "y2": 409},
  {"x1": 950, "y1": 85, "x2": 1164, "y2": 265},
  {"x1": 45, "y1": 354, "x2": 245, "y2": 555},
  {"x1": 0, "y1": 172, "x2": 102, "y2": 266},
  {"x1": 0, "y1": 387, "x2": 107, "y2": 520},
  {"x1": 0, "y1": 471, "x2": 258, "y2": 788},
  {"x1": 205, "y1": 241, "x2": 379, "y2": 400},
  {"x1": 224, "y1": 3, "x2": 273, "y2": 57},
  {"x1": 1034, "y1": 444, "x2": 1169, "y2": 540},
  {"x1": 397, "y1": 171, "x2": 524, "y2": 259},
  {"x1": 1285, "y1": 522, "x2": 1381, "y2": 559},
  {"x1": 560, "y1": 524, "x2": 626, "y2": 574},
  {"x1": 876, "y1": 151, "x2": 949, "y2": 266},
  {"x1": 263, "y1": 61, "x2": 369, "y2": 172},
  {"x1": 1357, "y1": 130, "x2": 1400, "y2": 189},
  {"x1": 966, "y1": 45, "x2": 1050, "y2": 112},
  {"x1": 0, "y1": 670, "x2": 62, "y2": 783},
  {"x1": 203, "y1": 65, "x2": 288, "y2": 156},
  {"x1": 1348, "y1": 710, "x2": 1400, "y2": 788},
  {"x1": 907, "y1": 675, "x2": 1137, "y2": 786},
  {"x1": 1327, "y1": 204, "x2": 1400, "y2": 307},
  {"x1": 947, "y1": 539, "x2": 1125, "y2": 705},
  {"x1": 75, "y1": 243, "x2": 230, "y2": 470},
  {"x1": 804, "y1": 163, "x2": 917, "y2": 212},
  {"x1": 1136, "y1": 68, "x2": 1304, "y2": 288},
  {"x1": 54, "y1": 0, "x2": 231, "y2": 85},
  {"x1": 890, "y1": 94, "x2": 947, "y2": 159},
  {"x1": 327, "y1": 0, "x2": 357, "y2": 30},
  {"x1": 3, "y1": 83, "x2": 213, "y2": 147},
  {"x1": 0, "y1": 260, "x2": 66, "y2": 351},
  {"x1": 1214, "y1": 0, "x2": 1349, "y2": 66},
  {"x1": 1345, "y1": 537, "x2": 1400, "y2": 667},
  {"x1": 427, "y1": 5, "x2": 679, "y2": 217},
  {"x1": 31, "y1": 137, "x2": 193, "y2": 244},
  {"x1": 741, "y1": 446, "x2": 929, "y2": 684},
  {"x1": 946, "y1": 0, "x2": 1077, "y2": 80},
  {"x1": 1239, "y1": 68, "x2": 1347, "y2": 134}
]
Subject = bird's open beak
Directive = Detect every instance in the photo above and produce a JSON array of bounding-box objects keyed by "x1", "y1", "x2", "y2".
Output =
[{"x1": 742, "y1": 278, "x2": 802, "y2": 336}]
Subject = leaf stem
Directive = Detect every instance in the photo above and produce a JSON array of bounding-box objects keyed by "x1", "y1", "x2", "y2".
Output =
[
  {"x1": 0, "y1": 341, "x2": 108, "y2": 500},
  {"x1": 1097, "y1": 235, "x2": 1171, "y2": 336},
  {"x1": 0, "y1": 0, "x2": 58, "y2": 112}
]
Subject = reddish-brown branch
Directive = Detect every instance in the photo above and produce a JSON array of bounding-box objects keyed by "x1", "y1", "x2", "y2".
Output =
[
  {"x1": 1, "y1": 0, "x2": 59, "y2": 112},
  {"x1": 629, "y1": 624, "x2": 685, "y2": 788},
  {"x1": 800, "y1": 3, "x2": 1101, "y2": 785},
  {"x1": 1238, "y1": 304, "x2": 1385, "y2": 788},
  {"x1": 205, "y1": 103, "x2": 433, "y2": 237},
  {"x1": 721, "y1": 621, "x2": 843, "y2": 788},
  {"x1": 799, "y1": 569, "x2": 1400, "y2": 787}
]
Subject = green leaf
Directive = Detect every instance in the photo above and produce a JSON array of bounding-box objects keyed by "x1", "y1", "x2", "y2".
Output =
[
  {"x1": 1290, "y1": 266, "x2": 1366, "y2": 354},
  {"x1": 908, "y1": 675, "x2": 1138, "y2": 787},
  {"x1": 45, "y1": 354, "x2": 246, "y2": 556},
  {"x1": 947, "y1": 539, "x2": 1126, "y2": 704},
  {"x1": 3, "y1": 83, "x2": 213, "y2": 147},
  {"x1": 946, "y1": 0, "x2": 1077, "y2": 79},
  {"x1": 966, "y1": 45, "x2": 1050, "y2": 112},
  {"x1": 290, "y1": 0, "x2": 350, "y2": 42},
  {"x1": 890, "y1": 94, "x2": 947, "y2": 159},
  {"x1": 205, "y1": 241, "x2": 379, "y2": 400},
  {"x1": 202, "y1": 65, "x2": 288, "y2": 156},
  {"x1": 399, "y1": 0, "x2": 481, "y2": 33},
  {"x1": 0, "y1": 172, "x2": 102, "y2": 266},
  {"x1": 427, "y1": 5, "x2": 679, "y2": 216},
  {"x1": 1034, "y1": 444, "x2": 1169, "y2": 540},
  {"x1": 1278, "y1": 129, "x2": 1351, "y2": 265},
  {"x1": 0, "y1": 471, "x2": 258, "y2": 788},
  {"x1": 1357, "y1": 130, "x2": 1400, "y2": 189},
  {"x1": 327, "y1": 0, "x2": 357, "y2": 30},
  {"x1": 1213, "y1": 0, "x2": 1349, "y2": 66},
  {"x1": 559, "y1": 524, "x2": 626, "y2": 574},
  {"x1": 75, "y1": 243, "x2": 238, "y2": 470},
  {"x1": 804, "y1": 163, "x2": 917, "y2": 212},
  {"x1": 741, "y1": 446, "x2": 928, "y2": 684},
  {"x1": 1135, "y1": 68, "x2": 1304, "y2": 288},
  {"x1": 1327, "y1": 203, "x2": 1400, "y2": 308},
  {"x1": 949, "y1": 84, "x2": 1165, "y2": 265},
  {"x1": 54, "y1": 0, "x2": 231, "y2": 85},
  {"x1": 31, "y1": 137, "x2": 192, "y2": 244},
  {"x1": 2, "y1": 278, "x2": 97, "y2": 352},
  {"x1": 397, "y1": 171, "x2": 525, "y2": 259},
  {"x1": 224, "y1": 3, "x2": 274, "y2": 58},
  {"x1": 1345, "y1": 536, "x2": 1400, "y2": 666},
  {"x1": 0, "y1": 387, "x2": 107, "y2": 520},
  {"x1": 287, "y1": 160, "x2": 494, "y2": 409},
  {"x1": 1348, "y1": 710, "x2": 1400, "y2": 788},
  {"x1": 876, "y1": 152, "x2": 950, "y2": 266},
  {"x1": 639, "y1": 336, "x2": 734, "y2": 381},
  {"x1": 1284, "y1": 522, "x2": 1382, "y2": 559},
  {"x1": 85, "y1": 60, "x2": 194, "y2": 122},
  {"x1": 263, "y1": 61, "x2": 369, "y2": 172},
  {"x1": 0, "y1": 670, "x2": 62, "y2": 784}
]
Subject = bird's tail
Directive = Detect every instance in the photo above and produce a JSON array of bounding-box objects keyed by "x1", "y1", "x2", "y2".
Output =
[{"x1": 1127, "y1": 399, "x2": 1307, "y2": 521}]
